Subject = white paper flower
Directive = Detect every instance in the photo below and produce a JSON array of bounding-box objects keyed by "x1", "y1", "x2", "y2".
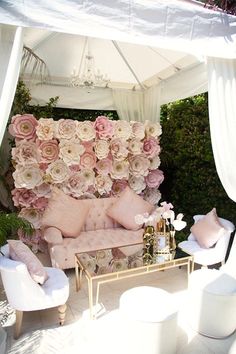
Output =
[
  {"x1": 59, "y1": 140, "x2": 85, "y2": 165},
  {"x1": 111, "y1": 258, "x2": 128, "y2": 272},
  {"x1": 94, "y1": 139, "x2": 109, "y2": 159},
  {"x1": 77, "y1": 121, "x2": 96, "y2": 141},
  {"x1": 172, "y1": 219, "x2": 187, "y2": 231},
  {"x1": 81, "y1": 168, "x2": 95, "y2": 187},
  {"x1": 110, "y1": 160, "x2": 129, "y2": 179},
  {"x1": 96, "y1": 250, "x2": 113, "y2": 267},
  {"x1": 13, "y1": 164, "x2": 43, "y2": 189},
  {"x1": 63, "y1": 172, "x2": 88, "y2": 197},
  {"x1": 114, "y1": 121, "x2": 132, "y2": 140},
  {"x1": 55, "y1": 119, "x2": 77, "y2": 139},
  {"x1": 36, "y1": 118, "x2": 55, "y2": 140},
  {"x1": 110, "y1": 138, "x2": 129, "y2": 160},
  {"x1": 129, "y1": 155, "x2": 150, "y2": 177},
  {"x1": 95, "y1": 174, "x2": 113, "y2": 195},
  {"x1": 145, "y1": 120, "x2": 162, "y2": 137},
  {"x1": 143, "y1": 188, "x2": 161, "y2": 205},
  {"x1": 149, "y1": 155, "x2": 161, "y2": 170},
  {"x1": 79, "y1": 253, "x2": 96, "y2": 273},
  {"x1": 12, "y1": 140, "x2": 39, "y2": 165},
  {"x1": 46, "y1": 159, "x2": 69, "y2": 184},
  {"x1": 19, "y1": 207, "x2": 42, "y2": 229},
  {"x1": 128, "y1": 138, "x2": 143, "y2": 155},
  {"x1": 128, "y1": 176, "x2": 146, "y2": 194}
]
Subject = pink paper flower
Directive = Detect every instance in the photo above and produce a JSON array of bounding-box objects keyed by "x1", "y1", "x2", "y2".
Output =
[
  {"x1": 111, "y1": 179, "x2": 128, "y2": 196},
  {"x1": 145, "y1": 169, "x2": 164, "y2": 188},
  {"x1": 31, "y1": 197, "x2": 48, "y2": 210},
  {"x1": 36, "y1": 118, "x2": 55, "y2": 140},
  {"x1": 11, "y1": 188, "x2": 37, "y2": 207},
  {"x1": 129, "y1": 155, "x2": 150, "y2": 177},
  {"x1": 55, "y1": 119, "x2": 77, "y2": 139},
  {"x1": 33, "y1": 183, "x2": 51, "y2": 198},
  {"x1": 80, "y1": 151, "x2": 97, "y2": 169},
  {"x1": 142, "y1": 137, "x2": 161, "y2": 158},
  {"x1": 9, "y1": 114, "x2": 38, "y2": 140},
  {"x1": 96, "y1": 158, "x2": 112, "y2": 175},
  {"x1": 110, "y1": 138, "x2": 128, "y2": 160},
  {"x1": 38, "y1": 139, "x2": 59, "y2": 163},
  {"x1": 63, "y1": 172, "x2": 88, "y2": 198},
  {"x1": 94, "y1": 116, "x2": 114, "y2": 139},
  {"x1": 131, "y1": 122, "x2": 145, "y2": 140},
  {"x1": 12, "y1": 140, "x2": 39, "y2": 165}
]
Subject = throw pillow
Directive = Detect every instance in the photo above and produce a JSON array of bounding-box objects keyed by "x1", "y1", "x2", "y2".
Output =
[
  {"x1": 190, "y1": 208, "x2": 226, "y2": 248},
  {"x1": 41, "y1": 188, "x2": 90, "y2": 237},
  {"x1": 8, "y1": 240, "x2": 48, "y2": 284},
  {"x1": 106, "y1": 186, "x2": 154, "y2": 230}
]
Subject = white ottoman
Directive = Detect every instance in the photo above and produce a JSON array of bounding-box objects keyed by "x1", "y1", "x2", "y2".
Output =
[
  {"x1": 119, "y1": 286, "x2": 178, "y2": 354},
  {"x1": 187, "y1": 269, "x2": 236, "y2": 338}
]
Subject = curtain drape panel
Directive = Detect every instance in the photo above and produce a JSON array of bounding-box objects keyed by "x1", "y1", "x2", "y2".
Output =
[{"x1": 207, "y1": 57, "x2": 236, "y2": 202}]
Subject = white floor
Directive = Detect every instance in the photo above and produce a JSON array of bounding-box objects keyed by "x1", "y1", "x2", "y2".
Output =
[{"x1": 2, "y1": 255, "x2": 236, "y2": 354}]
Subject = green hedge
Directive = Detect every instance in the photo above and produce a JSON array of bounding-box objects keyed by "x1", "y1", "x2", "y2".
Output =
[{"x1": 159, "y1": 93, "x2": 236, "y2": 242}]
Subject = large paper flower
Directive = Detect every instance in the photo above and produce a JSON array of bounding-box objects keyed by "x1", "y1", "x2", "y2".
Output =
[
  {"x1": 131, "y1": 121, "x2": 145, "y2": 140},
  {"x1": 94, "y1": 116, "x2": 114, "y2": 139},
  {"x1": 9, "y1": 114, "x2": 38, "y2": 140},
  {"x1": 114, "y1": 121, "x2": 132, "y2": 140},
  {"x1": 33, "y1": 183, "x2": 51, "y2": 198},
  {"x1": 128, "y1": 176, "x2": 146, "y2": 194},
  {"x1": 149, "y1": 155, "x2": 161, "y2": 170},
  {"x1": 19, "y1": 207, "x2": 42, "y2": 229},
  {"x1": 63, "y1": 172, "x2": 88, "y2": 198},
  {"x1": 145, "y1": 169, "x2": 164, "y2": 188},
  {"x1": 142, "y1": 137, "x2": 161, "y2": 158},
  {"x1": 36, "y1": 118, "x2": 55, "y2": 140},
  {"x1": 38, "y1": 139, "x2": 59, "y2": 163},
  {"x1": 110, "y1": 138, "x2": 129, "y2": 160},
  {"x1": 11, "y1": 188, "x2": 37, "y2": 208},
  {"x1": 59, "y1": 140, "x2": 85, "y2": 165},
  {"x1": 96, "y1": 158, "x2": 112, "y2": 175},
  {"x1": 31, "y1": 197, "x2": 48, "y2": 210},
  {"x1": 80, "y1": 168, "x2": 95, "y2": 187},
  {"x1": 128, "y1": 138, "x2": 143, "y2": 155},
  {"x1": 111, "y1": 179, "x2": 128, "y2": 196},
  {"x1": 145, "y1": 120, "x2": 162, "y2": 137},
  {"x1": 94, "y1": 139, "x2": 109, "y2": 159},
  {"x1": 77, "y1": 121, "x2": 96, "y2": 141},
  {"x1": 111, "y1": 160, "x2": 129, "y2": 179},
  {"x1": 143, "y1": 188, "x2": 161, "y2": 205},
  {"x1": 80, "y1": 151, "x2": 97, "y2": 169},
  {"x1": 95, "y1": 174, "x2": 113, "y2": 195},
  {"x1": 129, "y1": 155, "x2": 150, "y2": 177},
  {"x1": 12, "y1": 140, "x2": 39, "y2": 165},
  {"x1": 13, "y1": 164, "x2": 43, "y2": 189},
  {"x1": 46, "y1": 159, "x2": 69, "y2": 184},
  {"x1": 55, "y1": 119, "x2": 77, "y2": 139}
]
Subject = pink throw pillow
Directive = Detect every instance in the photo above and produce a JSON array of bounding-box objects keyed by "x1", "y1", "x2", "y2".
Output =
[
  {"x1": 41, "y1": 188, "x2": 90, "y2": 237},
  {"x1": 8, "y1": 240, "x2": 48, "y2": 284},
  {"x1": 106, "y1": 186, "x2": 154, "y2": 230},
  {"x1": 190, "y1": 208, "x2": 226, "y2": 248}
]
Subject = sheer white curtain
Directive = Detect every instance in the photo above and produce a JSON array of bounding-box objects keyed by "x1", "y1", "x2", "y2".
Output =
[
  {"x1": 112, "y1": 84, "x2": 161, "y2": 123},
  {"x1": 207, "y1": 57, "x2": 236, "y2": 202}
]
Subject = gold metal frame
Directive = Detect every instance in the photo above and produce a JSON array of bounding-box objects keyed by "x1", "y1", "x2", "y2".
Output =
[{"x1": 75, "y1": 250, "x2": 194, "y2": 319}]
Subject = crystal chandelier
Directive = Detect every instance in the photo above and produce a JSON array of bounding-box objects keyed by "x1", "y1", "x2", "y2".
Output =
[{"x1": 71, "y1": 48, "x2": 110, "y2": 89}]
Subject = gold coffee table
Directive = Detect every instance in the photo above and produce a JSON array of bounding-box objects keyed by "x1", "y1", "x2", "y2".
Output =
[{"x1": 75, "y1": 245, "x2": 194, "y2": 319}]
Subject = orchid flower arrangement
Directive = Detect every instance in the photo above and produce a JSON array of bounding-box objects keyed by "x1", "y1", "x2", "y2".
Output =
[{"x1": 135, "y1": 201, "x2": 187, "y2": 232}]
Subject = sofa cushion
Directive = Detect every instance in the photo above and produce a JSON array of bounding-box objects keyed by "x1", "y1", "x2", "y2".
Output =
[
  {"x1": 41, "y1": 188, "x2": 90, "y2": 237},
  {"x1": 190, "y1": 208, "x2": 226, "y2": 248},
  {"x1": 8, "y1": 240, "x2": 48, "y2": 284},
  {"x1": 106, "y1": 186, "x2": 154, "y2": 230},
  {"x1": 43, "y1": 227, "x2": 63, "y2": 244}
]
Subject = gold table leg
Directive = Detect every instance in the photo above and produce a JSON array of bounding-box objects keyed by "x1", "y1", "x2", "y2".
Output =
[{"x1": 88, "y1": 278, "x2": 94, "y2": 319}]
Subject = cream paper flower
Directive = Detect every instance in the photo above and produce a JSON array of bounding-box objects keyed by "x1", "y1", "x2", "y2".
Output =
[
  {"x1": 46, "y1": 159, "x2": 69, "y2": 184},
  {"x1": 131, "y1": 121, "x2": 145, "y2": 140},
  {"x1": 114, "y1": 120, "x2": 132, "y2": 140},
  {"x1": 110, "y1": 138, "x2": 129, "y2": 160},
  {"x1": 12, "y1": 140, "x2": 39, "y2": 165},
  {"x1": 55, "y1": 119, "x2": 77, "y2": 139},
  {"x1": 19, "y1": 207, "x2": 42, "y2": 229},
  {"x1": 145, "y1": 120, "x2": 162, "y2": 137},
  {"x1": 36, "y1": 118, "x2": 55, "y2": 140},
  {"x1": 128, "y1": 138, "x2": 143, "y2": 155},
  {"x1": 149, "y1": 155, "x2": 161, "y2": 170},
  {"x1": 95, "y1": 174, "x2": 113, "y2": 195},
  {"x1": 111, "y1": 160, "x2": 129, "y2": 180},
  {"x1": 128, "y1": 176, "x2": 146, "y2": 194},
  {"x1": 80, "y1": 168, "x2": 95, "y2": 187},
  {"x1": 94, "y1": 139, "x2": 109, "y2": 159},
  {"x1": 77, "y1": 121, "x2": 96, "y2": 141},
  {"x1": 96, "y1": 249, "x2": 113, "y2": 267},
  {"x1": 129, "y1": 155, "x2": 150, "y2": 177},
  {"x1": 13, "y1": 164, "x2": 43, "y2": 189},
  {"x1": 59, "y1": 140, "x2": 85, "y2": 165}
]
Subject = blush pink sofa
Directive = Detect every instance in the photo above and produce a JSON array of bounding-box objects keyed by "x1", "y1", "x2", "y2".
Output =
[{"x1": 42, "y1": 197, "x2": 144, "y2": 269}]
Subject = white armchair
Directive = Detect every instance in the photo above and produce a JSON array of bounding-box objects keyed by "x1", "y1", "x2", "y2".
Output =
[
  {"x1": 0, "y1": 246, "x2": 69, "y2": 339},
  {"x1": 178, "y1": 215, "x2": 235, "y2": 268}
]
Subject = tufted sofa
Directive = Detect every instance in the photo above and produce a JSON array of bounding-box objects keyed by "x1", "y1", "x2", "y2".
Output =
[{"x1": 42, "y1": 197, "x2": 144, "y2": 269}]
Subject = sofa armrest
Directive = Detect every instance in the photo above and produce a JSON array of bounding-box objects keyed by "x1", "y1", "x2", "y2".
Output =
[{"x1": 43, "y1": 227, "x2": 63, "y2": 245}]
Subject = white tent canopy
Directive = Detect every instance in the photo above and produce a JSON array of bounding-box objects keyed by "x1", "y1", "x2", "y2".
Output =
[{"x1": 0, "y1": 0, "x2": 236, "y2": 201}]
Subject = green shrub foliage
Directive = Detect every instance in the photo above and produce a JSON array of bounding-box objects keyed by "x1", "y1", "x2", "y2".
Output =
[{"x1": 160, "y1": 93, "x2": 236, "y2": 241}]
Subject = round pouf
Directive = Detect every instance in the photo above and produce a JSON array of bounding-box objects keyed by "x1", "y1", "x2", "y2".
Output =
[
  {"x1": 187, "y1": 269, "x2": 236, "y2": 338},
  {"x1": 119, "y1": 286, "x2": 178, "y2": 354}
]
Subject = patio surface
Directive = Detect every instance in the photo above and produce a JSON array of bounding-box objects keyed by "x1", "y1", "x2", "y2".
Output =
[{"x1": 1, "y1": 252, "x2": 236, "y2": 354}]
